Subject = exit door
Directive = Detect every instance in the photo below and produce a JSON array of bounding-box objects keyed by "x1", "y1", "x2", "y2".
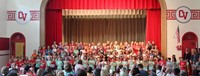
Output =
[{"x1": 182, "y1": 32, "x2": 198, "y2": 57}]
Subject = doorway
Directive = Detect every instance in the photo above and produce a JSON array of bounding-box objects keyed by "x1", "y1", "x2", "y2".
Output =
[
  {"x1": 10, "y1": 32, "x2": 26, "y2": 57},
  {"x1": 182, "y1": 32, "x2": 198, "y2": 57}
]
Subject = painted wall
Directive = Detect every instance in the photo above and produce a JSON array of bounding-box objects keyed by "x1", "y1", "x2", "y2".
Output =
[
  {"x1": 0, "y1": 0, "x2": 7, "y2": 37},
  {"x1": 165, "y1": 0, "x2": 200, "y2": 59},
  {"x1": 7, "y1": 0, "x2": 42, "y2": 57},
  {"x1": 0, "y1": 0, "x2": 9, "y2": 68}
]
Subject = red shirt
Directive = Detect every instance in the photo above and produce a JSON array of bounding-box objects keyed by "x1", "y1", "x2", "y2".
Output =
[
  {"x1": 26, "y1": 71, "x2": 36, "y2": 76},
  {"x1": 51, "y1": 61, "x2": 56, "y2": 68},
  {"x1": 18, "y1": 61, "x2": 24, "y2": 67},
  {"x1": 179, "y1": 61, "x2": 187, "y2": 70},
  {"x1": 15, "y1": 61, "x2": 20, "y2": 67},
  {"x1": 29, "y1": 59, "x2": 35, "y2": 65},
  {"x1": 29, "y1": 59, "x2": 35, "y2": 63},
  {"x1": 69, "y1": 60, "x2": 74, "y2": 65},
  {"x1": 57, "y1": 49, "x2": 61, "y2": 53},
  {"x1": 159, "y1": 60, "x2": 166, "y2": 66},
  {"x1": 40, "y1": 60, "x2": 46, "y2": 69},
  {"x1": 6, "y1": 62, "x2": 11, "y2": 67}
]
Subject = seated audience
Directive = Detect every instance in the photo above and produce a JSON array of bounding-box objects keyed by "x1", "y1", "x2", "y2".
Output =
[{"x1": 2, "y1": 40, "x2": 198, "y2": 76}]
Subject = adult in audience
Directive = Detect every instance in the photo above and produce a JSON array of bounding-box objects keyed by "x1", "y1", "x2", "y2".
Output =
[
  {"x1": 76, "y1": 69, "x2": 87, "y2": 76},
  {"x1": 6, "y1": 68, "x2": 18, "y2": 76},
  {"x1": 0, "y1": 66, "x2": 9, "y2": 76},
  {"x1": 87, "y1": 67, "x2": 93, "y2": 76},
  {"x1": 75, "y1": 60, "x2": 84, "y2": 73},
  {"x1": 100, "y1": 65, "x2": 110, "y2": 76},
  {"x1": 173, "y1": 68, "x2": 180, "y2": 76},
  {"x1": 138, "y1": 64, "x2": 148, "y2": 76},
  {"x1": 63, "y1": 62, "x2": 74, "y2": 76},
  {"x1": 129, "y1": 67, "x2": 140, "y2": 76},
  {"x1": 36, "y1": 68, "x2": 44, "y2": 76},
  {"x1": 93, "y1": 68, "x2": 101, "y2": 76},
  {"x1": 42, "y1": 66, "x2": 55, "y2": 76}
]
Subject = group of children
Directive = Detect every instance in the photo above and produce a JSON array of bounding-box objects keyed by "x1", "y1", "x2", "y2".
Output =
[{"x1": 2, "y1": 41, "x2": 200, "y2": 76}]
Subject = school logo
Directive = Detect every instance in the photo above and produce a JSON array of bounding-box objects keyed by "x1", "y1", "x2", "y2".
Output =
[
  {"x1": 176, "y1": 6, "x2": 191, "y2": 23},
  {"x1": 15, "y1": 8, "x2": 31, "y2": 24}
]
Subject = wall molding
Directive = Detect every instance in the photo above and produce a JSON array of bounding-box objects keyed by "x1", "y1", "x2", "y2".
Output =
[
  {"x1": 167, "y1": 9, "x2": 200, "y2": 20},
  {"x1": 7, "y1": 10, "x2": 40, "y2": 21}
]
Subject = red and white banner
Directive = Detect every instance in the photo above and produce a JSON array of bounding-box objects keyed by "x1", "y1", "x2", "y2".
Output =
[
  {"x1": 167, "y1": 9, "x2": 200, "y2": 20},
  {"x1": 7, "y1": 10, "x2": 40, "y2": 21}
]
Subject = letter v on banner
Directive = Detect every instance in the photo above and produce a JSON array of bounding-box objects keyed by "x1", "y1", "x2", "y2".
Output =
[{"x1": 176, "y1": 6, "x2": 191, "y2": 23}]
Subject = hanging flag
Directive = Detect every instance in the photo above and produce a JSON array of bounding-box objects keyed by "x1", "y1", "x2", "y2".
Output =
[{"x1": 176, "y1": 26, "x2": 180, "y2": 43}]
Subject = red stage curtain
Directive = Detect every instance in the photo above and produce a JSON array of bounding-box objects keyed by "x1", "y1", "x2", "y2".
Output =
[
  {"x1": 45, "y1": 9, "x2": 62, "y2": 46},
  {"x1": 46, "y1": 0, "x2": 160, "y2": 10},
  {"x1": 45, "y1": 0, "x2": 161, "y2": 47},
  {"x1": 146, "y1": 10, "x2": 161, "y2": 50}
]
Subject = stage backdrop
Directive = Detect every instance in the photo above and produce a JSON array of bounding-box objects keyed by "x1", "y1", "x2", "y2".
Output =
[
  {"x1": 63, "y1": 17, "x2": 146, "y2": 43},
  {"x1": 46, "y1": 0, "x2": 161, "y2": 50}
]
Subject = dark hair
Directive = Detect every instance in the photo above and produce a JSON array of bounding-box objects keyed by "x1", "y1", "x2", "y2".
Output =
[
  {"x1": 172, "y1": 55, "x2": 177, "y2": 62},
  {"x1": 118, "y1": 64, "x2": 123, "y2": 69},
  {"x1": 6, "y1": 69, "x2": 18, "y2": 76},
  {"x1": 138, "y1": 64, "x2": 143, "y2": 68},
  {"x1": 76, "y1": 69, "x2": 87, "y2": 76},
  {"x1": 93, "y1": 68, "x2": 101, "y2": 76},
  {"x1": 131, "y1": 68, "x2": 140, "y2": 75},
  {"x1": 156, "y1": 65, "x2": 162, "y2": 70},
  {"x1": 135, "y1": 74, "x2": 141, "y2": 76},
  {"x1": 88, "y1": 67, "x2": 93, "y2": 73},
  {"x1": 173, "y1": 68, "x2": 180, "y2": 75},
  {"x1": 65, "y1": 62, "x2": 73, "y2": 72},
  {"x1": 78, "y1": 60, "x2": 82, "y2": 65},
  {"x1": 1, "y1": 67, "x2": 9, "y2": 76},
  {"x1": 149, "y1": 69, "x2": 156, "y2": 76},
  {"x1": 46, "y1": 66, "x2": 52, "y2": 73},
  {"x1": 6, "y1": 72, "x2": 18, "y2": 76},
  {"x1": 180, "y1": 71, "x2": 188, "y2": 76}
]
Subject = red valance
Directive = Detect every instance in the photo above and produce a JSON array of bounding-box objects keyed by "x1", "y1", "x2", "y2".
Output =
[{"x1": 46, "y1": 0, "x2": 160, "y2": 10}]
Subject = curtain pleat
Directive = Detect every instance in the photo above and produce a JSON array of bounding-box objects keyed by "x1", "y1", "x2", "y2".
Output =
[
  {"x1": 63, "y1": 18, "x2": 146, "y2": 43},
  {"x1": 45, "y1": 9, "x2": 62, "y2": 46},
  {"x1": 146, "y1": 9, "x2": 161, "y2": 50}
]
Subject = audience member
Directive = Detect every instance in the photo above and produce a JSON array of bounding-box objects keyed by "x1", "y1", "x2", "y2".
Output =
[
  {"x1": 138, "y1": 64, "x2": 148, "y2": 76},
  {"x1": 2, "y1": 41, "x2": 199, "y2": 76},
  {"x1": 76, "y1": 69, "x2": 87, "y2": 76}
]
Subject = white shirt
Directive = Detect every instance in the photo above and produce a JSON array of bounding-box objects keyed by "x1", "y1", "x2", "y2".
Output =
[
  {"x1": 75, "y1": 64, "x2": 85, "y2": 73},
  {"x1": 156, "y1": 70, "x2": 162, "y2": 76},
  {"x1": 52, "y1": 49, "x2": 57, "y2": 52}
]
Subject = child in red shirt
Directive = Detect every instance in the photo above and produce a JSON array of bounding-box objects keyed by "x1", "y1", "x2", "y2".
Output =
[
  {"x1": 6, "y1": 59, "x2": 12, "y2": 68},
  {"x1": 179, "y1": 57, "x2": 188, "y2": 73},
  {"x1": 40, "y1": 57, "x2": 46, "y2": 69},
  {"x1": 159, "y1": 56, "x2": 166, "y2": 66}
]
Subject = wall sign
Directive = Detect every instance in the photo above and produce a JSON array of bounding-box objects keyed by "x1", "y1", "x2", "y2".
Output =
[
  {"x1": 15, "y1": 9, "x2": 31, "y2": 24},
  {"x1": 167, "y1": 6, "x2": 200, "y2": 22},
  {"x1": 7, "y1": 10, "x2": 40, "y2": 24},
  {"x1": 175, "y1": 6, "x2": 191, "y2": 23}
]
